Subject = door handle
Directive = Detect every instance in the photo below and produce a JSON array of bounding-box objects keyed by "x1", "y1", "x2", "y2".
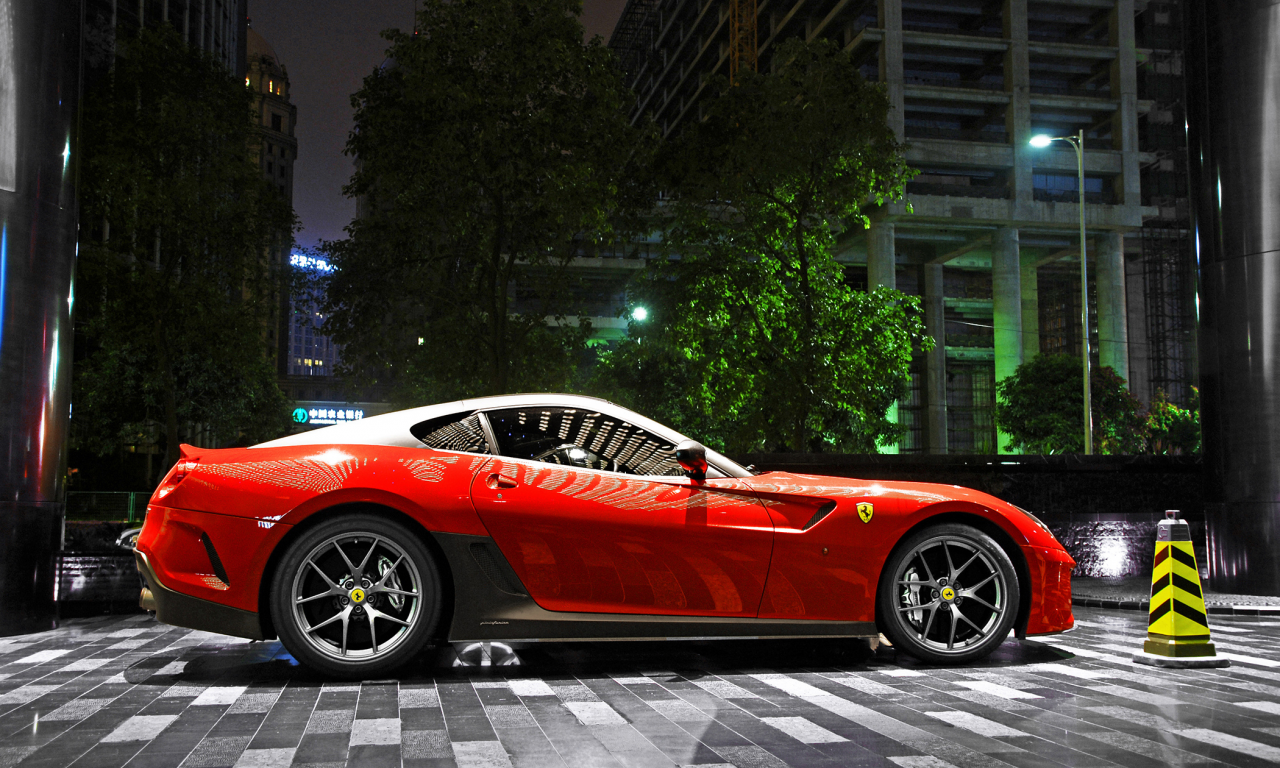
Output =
[{"x1": 486, "y1": 473, "x2": 517, "y2": 490}]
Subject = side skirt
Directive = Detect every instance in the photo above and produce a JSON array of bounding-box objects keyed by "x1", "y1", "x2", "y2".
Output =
[{"x1": 431, "y1": 532, "x2": 876, "y2": 643}]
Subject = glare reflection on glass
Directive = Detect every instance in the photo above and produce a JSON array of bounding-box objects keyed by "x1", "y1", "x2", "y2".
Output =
[{"x1": 0, "y1": 0, "x2": 15, "y2": 192}]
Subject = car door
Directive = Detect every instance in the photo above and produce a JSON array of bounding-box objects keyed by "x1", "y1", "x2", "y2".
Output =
[{"x1": 469, "y1": 405, "x2": 775, "y2": 617}]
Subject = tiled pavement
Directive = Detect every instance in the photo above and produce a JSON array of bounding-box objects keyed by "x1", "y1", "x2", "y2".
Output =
[{"x1": 2, "y1": 608, "x2": 1280, "y2": 767}]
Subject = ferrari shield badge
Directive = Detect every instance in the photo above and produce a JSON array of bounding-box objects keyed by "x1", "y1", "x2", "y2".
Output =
[{"x1": 857, "y1": 502, "x2": 874, "y2": 523}]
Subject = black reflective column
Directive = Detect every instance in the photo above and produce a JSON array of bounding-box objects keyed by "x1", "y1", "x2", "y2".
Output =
[
  {"x1": 0, "y1": 0, "x2": 82, "y2": 635},
  {"x1": 1186, "y1": 0, "x2": 1280, "y2": 595}
]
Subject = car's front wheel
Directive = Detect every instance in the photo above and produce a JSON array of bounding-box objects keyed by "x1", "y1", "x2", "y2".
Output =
[
  {"x1": 878, "y1": 523, "x2": 1020, "y2": 664},
  {"x1": 271, "y1": 514, "x2": 441, "y2": 678}
]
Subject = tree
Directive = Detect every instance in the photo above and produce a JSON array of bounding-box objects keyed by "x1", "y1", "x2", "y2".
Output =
[
  {"x1": 597, "y1": 39, "x2": 926, "y2": 453},
  {"x1": 74, "y1": 29, "x2": 295, "y2": 472},
  {"x1": 323, "y1": 0, "x2": 654, "y2": 404},
  {"x1": 994, "y1": 354, "x2": 1147, "y2": 454},
  {"x1": 1146, "y1": 387, "x2": 1200, "y2": 455}
]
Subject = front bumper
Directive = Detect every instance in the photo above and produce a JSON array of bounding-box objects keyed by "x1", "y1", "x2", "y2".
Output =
[
  {"x1": 1022, "y1": 544, "x2": 1076, "y2": 636},
  {"x1": 135, "y1": 550, "x2": 263, "y2": 640}
]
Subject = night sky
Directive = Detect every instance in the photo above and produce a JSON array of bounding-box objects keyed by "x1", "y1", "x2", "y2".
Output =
[{"x1": 247, "y1": 0, "x2": 628, "y2": 250}]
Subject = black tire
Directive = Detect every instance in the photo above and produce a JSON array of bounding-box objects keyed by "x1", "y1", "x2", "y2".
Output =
[
  {"x1": 877, "y1": 523, "x2": 1020, "y2": 665},
  {"x1": 271, "y1": 514, "x2": 442, "y2": 678}
]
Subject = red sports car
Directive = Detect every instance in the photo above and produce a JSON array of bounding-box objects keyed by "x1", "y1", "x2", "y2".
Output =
[{"x1": 134, "y1": 394, "x2": 1074, "y2": 677}]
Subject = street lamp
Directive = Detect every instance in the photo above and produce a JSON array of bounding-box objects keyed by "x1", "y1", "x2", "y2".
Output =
[
  {"x1": 631, "y1": 306, "x2": 648, "y2": 322},
  {"x1": 1030, "y1": 129, "x2": 1092, "y2": 455}
]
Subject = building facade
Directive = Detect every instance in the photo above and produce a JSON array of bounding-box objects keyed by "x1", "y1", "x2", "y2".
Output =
[
  {"x1": 608, "y1": 0, "x2": 1196, "y2": 454},
  {"x1": 84, "y1": 0, "x2": 247, "y2": 76},
  {"x1": 245, "y1": 27, "x2": 299, "y2": 379}
]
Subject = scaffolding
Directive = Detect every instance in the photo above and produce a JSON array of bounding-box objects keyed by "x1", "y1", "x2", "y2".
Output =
[
  {"x1": 607, "y1": 0, "x2": 659, "y2": 88},
  {"x1": 730, "y1": 0, "x2": 758, "y2": 78},
  {"x1": 1141, "y1": 219, "x2": 1195, "y2": 405},
  {"x1": 1137, "y1": 1, "x2": 1196, "y2": 407}
]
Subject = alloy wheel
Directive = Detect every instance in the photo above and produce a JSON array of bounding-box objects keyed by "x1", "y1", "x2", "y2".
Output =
[
  {"x1": 290, "y1": 532, "x2": 423, "y2": 661},
  {"x1": 889, "y1": 532, "x2": 1011, "y2": 657}
]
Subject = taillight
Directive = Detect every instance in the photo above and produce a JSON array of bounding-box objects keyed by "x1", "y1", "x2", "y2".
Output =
[{"x1": 155, "y1": 458, "x2": 199, "y2": 499}]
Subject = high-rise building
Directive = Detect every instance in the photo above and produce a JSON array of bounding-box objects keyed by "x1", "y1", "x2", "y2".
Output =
[
  {"x1": 608, "y1": 0, "x2": 1195, "y2": 454},
  {"x1": 84, "y1": 0, "x2": 248, "y2": 76},
  {"x1": 286, "y1": 254, "x2": 339, "y2": 378},
  {"x1": 245, "y1": 27, "x2": 298, "y2": 376}
]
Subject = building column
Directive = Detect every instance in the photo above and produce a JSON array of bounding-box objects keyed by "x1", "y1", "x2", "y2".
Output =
[
  {"x1": 0, "y1": 0, "x2": 82, "y2": 636},
  {"x1": 1111, "y1": 0, "x2": 1142, "y2": 207},
  {"x1": 1004, "y1": 0, "x2": 1033, "y2": 212},
  {"x1": 877, "y1": 0, "x2": 904, "y2": 139},
  {"x1": 924, "y1": 265, "x2": 948, "y2": 454},
  {"x1": 1096, "y1": 231, "x2": 1129, "y2": 382},
  {"x1": 867, "y1": 220, "x2": 896, "y2": 290},
  {"x1": 992, "y1": 227, "x2": 1023, "y2": 454},
  {"x1": 868, "y1": 220, "x2": 897, "y2": 453},
  {"x1": 1021, "y1": 255, "x2": 1040, "y2": 362}
]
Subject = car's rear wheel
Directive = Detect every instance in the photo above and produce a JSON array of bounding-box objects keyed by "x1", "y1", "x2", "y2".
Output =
[
  {"x1": 878, "y1": 523, "x2": 1019, "y2": 664},
  {"x1": 271, "y1": 514, "x2": 441, "y2": 678}
]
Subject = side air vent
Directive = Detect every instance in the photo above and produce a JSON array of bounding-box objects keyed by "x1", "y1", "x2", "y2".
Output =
[
  {"x1": 802, "y1": 501, "x2": 836, "y2": 531},
  {"x1": 200, "y1": 532, "x2": 230, "y2": 585},
  {"x1": 469, "y1": 542, "x2": 528, "y2": 596}
]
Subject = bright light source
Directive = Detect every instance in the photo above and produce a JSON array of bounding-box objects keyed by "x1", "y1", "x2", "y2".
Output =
[
  {"x1": 631, "y1": 307, "x2": 648, "y2": 322},
  {"x1": 1029, "y1": 134, "x2": 1054, "y2": 148}
]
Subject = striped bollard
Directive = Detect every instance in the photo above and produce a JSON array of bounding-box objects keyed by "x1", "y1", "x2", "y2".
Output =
[{"x1": 1132, "y1": 510, "x2": 1229, "y2": 668}]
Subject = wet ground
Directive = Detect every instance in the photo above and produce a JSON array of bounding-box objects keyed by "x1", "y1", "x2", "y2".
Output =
[{"x1": 1, "y1": 606, "x2": 1279, "y2": 767}]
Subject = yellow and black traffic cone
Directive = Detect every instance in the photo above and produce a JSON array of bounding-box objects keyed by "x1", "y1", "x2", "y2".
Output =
[{"x1": 1132, "y1": 510, "x2": 1229, "y2": 668}]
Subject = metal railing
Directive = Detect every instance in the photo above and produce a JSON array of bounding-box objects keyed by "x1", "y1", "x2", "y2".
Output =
[{"x1": 66, "y1": 492, "x2": 149, "y2": 523}]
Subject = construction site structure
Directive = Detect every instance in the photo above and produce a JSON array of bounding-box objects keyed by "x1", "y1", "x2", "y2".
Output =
[{"x1": 598, "y1": 0, "x2": 1197, "y2": 454}]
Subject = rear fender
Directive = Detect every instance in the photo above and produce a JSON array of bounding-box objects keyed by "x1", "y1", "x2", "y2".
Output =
[{"x1": 274, "y1": 487, "x2": 488, "y2": 537}]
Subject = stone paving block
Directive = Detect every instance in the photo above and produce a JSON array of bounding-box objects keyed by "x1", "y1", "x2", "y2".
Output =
[
  {"x1": 229, "y1": 747, "x2": 295, "y2": 768},
  {"x1": 101, "y1": 714, "x2": 179, "y2": 742},
  {"x1": 179, "y1": 735, "x2": 252, "y2": 768},
  {"x1": 0, "y1": 609, "x2": 1278, "y2": 767},
  {"x1": 402, "y1": 729, "x2": 452, "y2": 759},
  {"x1": 452, "y1": 740, "x2": 514, "y2": 768},
  {"x1": 350, "y1": 717, "x2": 400, "y2": 745}
]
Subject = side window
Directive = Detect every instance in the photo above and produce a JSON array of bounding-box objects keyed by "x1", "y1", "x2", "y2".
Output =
[
  {"x1": 410, "y1": 412, "x2": 489, "y2": 454},
  {"x1": 485, "y1": 407, "x2": 681, "y2": 476}
]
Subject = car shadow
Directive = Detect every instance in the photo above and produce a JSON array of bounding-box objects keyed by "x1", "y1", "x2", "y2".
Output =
[{"x1": 125, "y1": 633, "x2": 1076, "y2": 686}]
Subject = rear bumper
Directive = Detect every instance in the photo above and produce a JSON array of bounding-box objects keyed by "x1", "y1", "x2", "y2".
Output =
[{"x1": 135, "y1": 550, "x2": 263, "y2": 640}]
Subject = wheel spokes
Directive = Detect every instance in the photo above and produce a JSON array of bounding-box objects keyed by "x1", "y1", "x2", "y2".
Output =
[
  {"x1": 966, "y1": 572, "x2": 998, "y2": 592},
  {"x1": 920, "y1": 603, "x2": 938, "y2": 641},
  {"x1": 960, "y1": 592, "x2": 999, "y2": 612},
  {"x1": 899, "y1": 598, "x2": 940, "y2": 613},
  {"x1": 953, "y1": 551, "x2": 981, "y2": 580},
  {"x1": 334, "y1": 540, "x2": 361, "y2": 581},
  {"x1": 306, "y1": 607, "x2": 348, "y2": 635},
  {"x1": 954, "y1": 605, "x2": 988, "y2": 639},
  {"x1": 943, "y1": 541, "x2": 957, "y2": 580},
  {"x1": 368, "y1": 605, "x2": 411, "y2": 627},
  {"x1": 356, "y1": 536, "x2": 378, "y2": 576}
]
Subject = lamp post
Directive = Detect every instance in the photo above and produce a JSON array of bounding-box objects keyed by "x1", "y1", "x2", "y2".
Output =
[{"x1": 1030, "y1": 129, "x2": 1092, "y2": 455}]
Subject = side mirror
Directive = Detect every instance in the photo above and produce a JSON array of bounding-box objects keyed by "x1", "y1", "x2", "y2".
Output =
[{"x1": 675, "y1": 440, "x2": 708, "y2": 481}]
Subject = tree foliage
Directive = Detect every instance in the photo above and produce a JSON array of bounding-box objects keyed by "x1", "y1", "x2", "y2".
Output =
[
  {"x1": 994, "y1": 353, "x2": 1147, "y2": 454},
  {"x1": 597, "y1": 39, "x2": 926, "y2": 453},
  {"x1": 323, "y1": 0, "x2": 654, "y2": 404},
  {"x1": 1145, "y1": 387, "x2": 1200, "y2": 455},
  {"x1": 74, "y1": 29, "x2": 295, "y2": 471}
]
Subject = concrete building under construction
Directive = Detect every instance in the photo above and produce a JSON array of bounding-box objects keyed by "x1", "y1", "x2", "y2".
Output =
[{"x1": 607, "y1": 0, "x2": 1195, "y2": 454}]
